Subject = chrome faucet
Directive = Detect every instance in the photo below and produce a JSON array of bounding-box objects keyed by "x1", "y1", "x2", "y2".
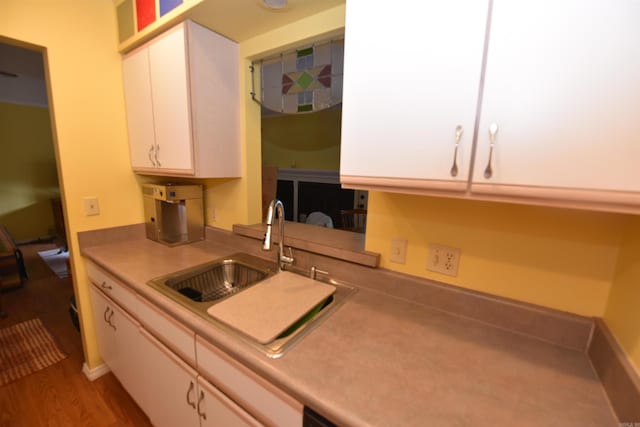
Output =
[{"x1": 263, "y1": 199, "x2": 294, "y2": 272}]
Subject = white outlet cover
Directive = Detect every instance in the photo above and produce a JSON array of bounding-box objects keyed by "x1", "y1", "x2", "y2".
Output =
[
  {"x1": 389, "y1": 238, "x2": 408, "y2": 264},
  {"x1": 83, "y1": 197, "x2": 100, "y2": 216},
  {"x1": 427, "y1": 243, "x2": 460, "y2": 276}
]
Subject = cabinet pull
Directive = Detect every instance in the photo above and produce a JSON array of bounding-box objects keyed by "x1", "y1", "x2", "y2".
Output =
[
  {"x1": 103, "y1": 306, "x2": 110, "y2": 323},
  {"x1": 100, "y1": 281, "x2": 112, "y2": 290},
  {"x1": 107, "y1": 310, "x2": 116, "y2": 331},
  {"x1": 450, "y1": 125, "x2": 463, "y2": 177},
  {"x1": 196, "y1": 390, "x2": 206, "y2": 420},
  {"x1": 484, "y1": 123, "x2": 499, "y2": 179},
  {"x1": 148, "y1": 144, "x2": 157, "y2": 167},
  {"x1": 186, "y1": 381, "x2": 196, "y2": 409},
  {"x1": 154, "y1": 144, "x2": 161, "y2": 167}
]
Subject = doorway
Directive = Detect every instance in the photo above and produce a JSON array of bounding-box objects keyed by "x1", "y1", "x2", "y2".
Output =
[{"x1": 0, "y1": 41, "x2": 72, "y2": 328}]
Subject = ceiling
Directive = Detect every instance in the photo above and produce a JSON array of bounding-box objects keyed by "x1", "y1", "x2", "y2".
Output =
[
  {"x1": 185, "y1": 0, "x2": 345, "y2": 42},
  {"x1": 0, "y1": 43, "x2": 44, "y2": 80},
  {"x1": 0, "y1": 43, "x2": 48, "y2": 107},
  {"x1": 0, "y1": 0, "x2": 347, "y2": 106}
]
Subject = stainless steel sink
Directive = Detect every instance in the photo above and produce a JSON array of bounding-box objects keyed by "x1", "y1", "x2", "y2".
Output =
[
  {"x1": 148, "y1": 253, "x2": 275, "y2": 310},
  {"x1": 147, "y1": 252, "x2": 357, "y2": 358},
  {"x1": 165, "y1": 259, "x2": 267, "y2": 303}
]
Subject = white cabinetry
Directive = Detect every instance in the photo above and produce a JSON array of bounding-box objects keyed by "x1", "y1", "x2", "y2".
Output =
[
  {"x1": 122, "y1": 20, "x2": 240, "y2": 177},
  {"x1": 341, "y1": 0, "x2": 640, "y2": 212},
  {"x1": 472, "y1": 0, "x2": 640, "y2": 207},
  {"x1": 138, "y1": 328, "x2": 201, "y2": 427},
  {"x1": 340, "y1": 0, "x2": 489, "y2": 192},
  {"x1": 89, "y1": 286, "x2": 147, "y2": 409},
  {"x1": 139, "y1": 328, "x2": 261, "y2": 427},
  {"x1": 196, "y1": 336, "x2": 302, "y2": 427},
  {"x1": 198, "y1": 377, "x2": 262, "y2": 427},
  {"x1": 85, "y1": 261, "x2": 296, "y2": 427}
]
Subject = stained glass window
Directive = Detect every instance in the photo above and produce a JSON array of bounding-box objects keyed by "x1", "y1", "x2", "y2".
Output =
[{"x1": 256, "y1": 39, "x2": 343, "y2": 114}]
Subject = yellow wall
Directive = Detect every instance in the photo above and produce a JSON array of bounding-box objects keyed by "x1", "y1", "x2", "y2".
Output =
[
  {"x1": 604, "y1": 216, "x2": 640, "y2": 372},
  {"x1": 0, "y1": 102, "x2": 58, "y2": 240},
  {"x1": 3, "y1": 0, "x2": 636, "y2": 375},
  {"x1": 1, "y1": 0, "x2": 145, "y2": 369},
  {"x1": 262, "y1": 107, "x2": 342, "y2": 170},
  {"x1": 365, "y1": 192, "x2": 626, "y2": 316}
]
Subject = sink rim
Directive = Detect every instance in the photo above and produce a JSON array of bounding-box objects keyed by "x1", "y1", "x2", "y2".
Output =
[{"x1": 147, "y1": 252, "x2": 357, "y2": 358}]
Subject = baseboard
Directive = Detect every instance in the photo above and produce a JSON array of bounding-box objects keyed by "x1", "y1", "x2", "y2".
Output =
[
  {"x1": 588, "y1": 319, "x2": 640, "y2": 423},
  {"x1": 82, "y1": 362, "x2": 110, "y2": 381}
]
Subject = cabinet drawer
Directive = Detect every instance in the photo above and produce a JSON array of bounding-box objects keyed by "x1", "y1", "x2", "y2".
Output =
[
  {"x1": 196, "y1": 336, "x2": 302, "y2": 427},
  {"x1": 137, "y1": 296, "x2": 196, "y2": 366},
  {"x1": 86, "y1": 260, "x2": 138, "y2": 316}
]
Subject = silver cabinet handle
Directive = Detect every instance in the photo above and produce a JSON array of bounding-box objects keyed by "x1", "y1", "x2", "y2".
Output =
[
  {"x1": 107, "y1": 310, "x2": 116, "y2": 331},
  {"x1": 186, "y1": 381, "x2": 196, "y2": 409},
  {"x1": 196, "y1": 390, "x2": 206, "y2": 420},
  {"x1": 101, "y1": 281, "x2": 112, "y2": 290},
  {"x1": 148, "y1": 144, "x2": 157, "y2": 167},
  {"x1": 484, "y1": 123, "x2": 499, "y2": 179},
  {"x1": 450, "y1": 125, "x2": 463, "y2": 177},
  {"x1": 154, "y1": 144, "x2": 161, "y2": 167}
]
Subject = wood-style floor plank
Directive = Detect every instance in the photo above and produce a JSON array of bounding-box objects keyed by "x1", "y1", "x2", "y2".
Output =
[{"x1": 0, "y1": 244, "x2": 152, "y2": 427}]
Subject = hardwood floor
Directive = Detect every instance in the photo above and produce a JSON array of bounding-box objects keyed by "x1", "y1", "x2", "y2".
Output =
[{"x1": 0, "y1": 244, "x2": 152, "y2": 427}]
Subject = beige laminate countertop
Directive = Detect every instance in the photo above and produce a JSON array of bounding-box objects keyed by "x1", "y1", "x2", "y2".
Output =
[{"x1": 81, "y1": 238, "x2": 617, "y2": 427}]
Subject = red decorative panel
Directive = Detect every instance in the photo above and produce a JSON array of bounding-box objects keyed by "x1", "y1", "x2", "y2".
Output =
[{"x1": 136, "y1": 0, "x2": 156, "y2": 31}]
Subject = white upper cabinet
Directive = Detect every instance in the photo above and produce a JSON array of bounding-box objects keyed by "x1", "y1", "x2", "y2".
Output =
[
  {"x1": 122, "y1": 20, "x2": 241, "y2": 177},
  {"x1": 341, "y1": 0, "x2": 640, "y2": 212},
  {"x1": 473, "y1": 0, "x2": 640, "y2": 204},
  {"x1": 122, "y1": 50, "x2": 156, "y2": 169},
  {"x1": 340, "y1": 0, "x2": 489, "y2": 192}
]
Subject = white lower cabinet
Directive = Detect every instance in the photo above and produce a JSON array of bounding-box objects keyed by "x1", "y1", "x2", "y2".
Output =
[
  {"x1": 87, "y1": 262, "x2": 295, "y2": 427},
  {"x1": 139, "y1": 328, "x2": 261, "y2": 427},
  {"x1": 198, "y1": 377, "x2": 262, "y2": 427},
  {"x1": 196, "y1": 336, "x2": 302, "y2": 427},
  {"x1": 89, "y1": 285, "x2": 147, "y2": 409},
  {"x1": 138, "y1": 328, "x2": 201, "y2": 427}
]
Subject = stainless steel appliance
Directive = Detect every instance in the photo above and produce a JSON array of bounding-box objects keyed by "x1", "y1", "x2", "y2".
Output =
[{"x1": 143, "y1": 184, "x2": 204, "y2": 246}]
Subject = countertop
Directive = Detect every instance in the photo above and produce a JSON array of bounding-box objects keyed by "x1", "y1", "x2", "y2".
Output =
[{"x1": 81, "y1": 237, "x2": 617, "y2": 427}]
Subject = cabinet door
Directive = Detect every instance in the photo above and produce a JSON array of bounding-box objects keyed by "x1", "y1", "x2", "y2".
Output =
[
  {"x1": 106, "y1": 299, "x2": 147, "y2": 410},
  {"x1": 340, "y1": 0, "x2": 489, "y2": 192},
  {"x1": 197, "y1": 377, "x2": 263, "y2": 427},
  {"x1": 148, "y1": 25, "x2": 194, "y2": 172},
  {"x1": 89, "y1": 286, "x2": 147, "y2": 409},
  {"x1": 196, "y1": 336, "x2": 302, "y2": 427},
  {"x1": 89, "y1": 286, "x2": 116, "y2": 369},
  {"x1": 473, "y1": 0, "x2": 640, "y2": 197},
  {"x1": 138, "y1": 328, "x2": 200, "y2": 427},
  {"x1": 122, "y1": 47, "x2": 156, "y2": 169}
]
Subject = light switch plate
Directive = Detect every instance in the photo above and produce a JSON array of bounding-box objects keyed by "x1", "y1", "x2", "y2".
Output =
[
  {"x1": 83, "y1": 197, "x2": 100, "y2": 216},
  {"x1": 389, "y1": 238, "x2": 407, "y2": 264}
]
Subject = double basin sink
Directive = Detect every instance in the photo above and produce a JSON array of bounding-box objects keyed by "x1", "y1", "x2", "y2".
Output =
[{"x1": 147, "y1": 252, "x2": 356, "y2": 358}]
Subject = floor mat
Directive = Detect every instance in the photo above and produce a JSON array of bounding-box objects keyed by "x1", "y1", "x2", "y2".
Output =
[
  {"x1": 37, "y1": 248, "x2": 69, "y2": 279},
  {"x1": 0, "y1": 318, "x2": 68, "y2": 386}
]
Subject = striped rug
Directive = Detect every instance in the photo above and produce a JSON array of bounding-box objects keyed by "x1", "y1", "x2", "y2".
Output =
[{"x1": 0, "y1": 318, "x2": 67, "y2": 386}]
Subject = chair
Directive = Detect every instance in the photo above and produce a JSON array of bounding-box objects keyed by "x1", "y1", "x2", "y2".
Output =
[
  {"x1": 340, "y1": 209, "x2": 367, "y2": 233},
  {"x1": 306, "y1": 211, "x2": 334, "y2": 228}
]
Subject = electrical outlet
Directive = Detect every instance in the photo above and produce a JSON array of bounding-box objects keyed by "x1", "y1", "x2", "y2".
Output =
[
  {"x1": 427, "y1": 243, "x2": 460, "y2": 276},
  {"x1": 83, "y1": 197, "x2": 100, "y2": 216},
  {"x1": 389, "y1": 238, "x2": 407, "y2": 264}
]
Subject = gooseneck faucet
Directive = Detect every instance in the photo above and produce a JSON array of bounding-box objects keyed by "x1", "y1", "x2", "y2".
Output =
[{"x1": 263, "y1": 199, "x2": 294, "y2": 272}]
